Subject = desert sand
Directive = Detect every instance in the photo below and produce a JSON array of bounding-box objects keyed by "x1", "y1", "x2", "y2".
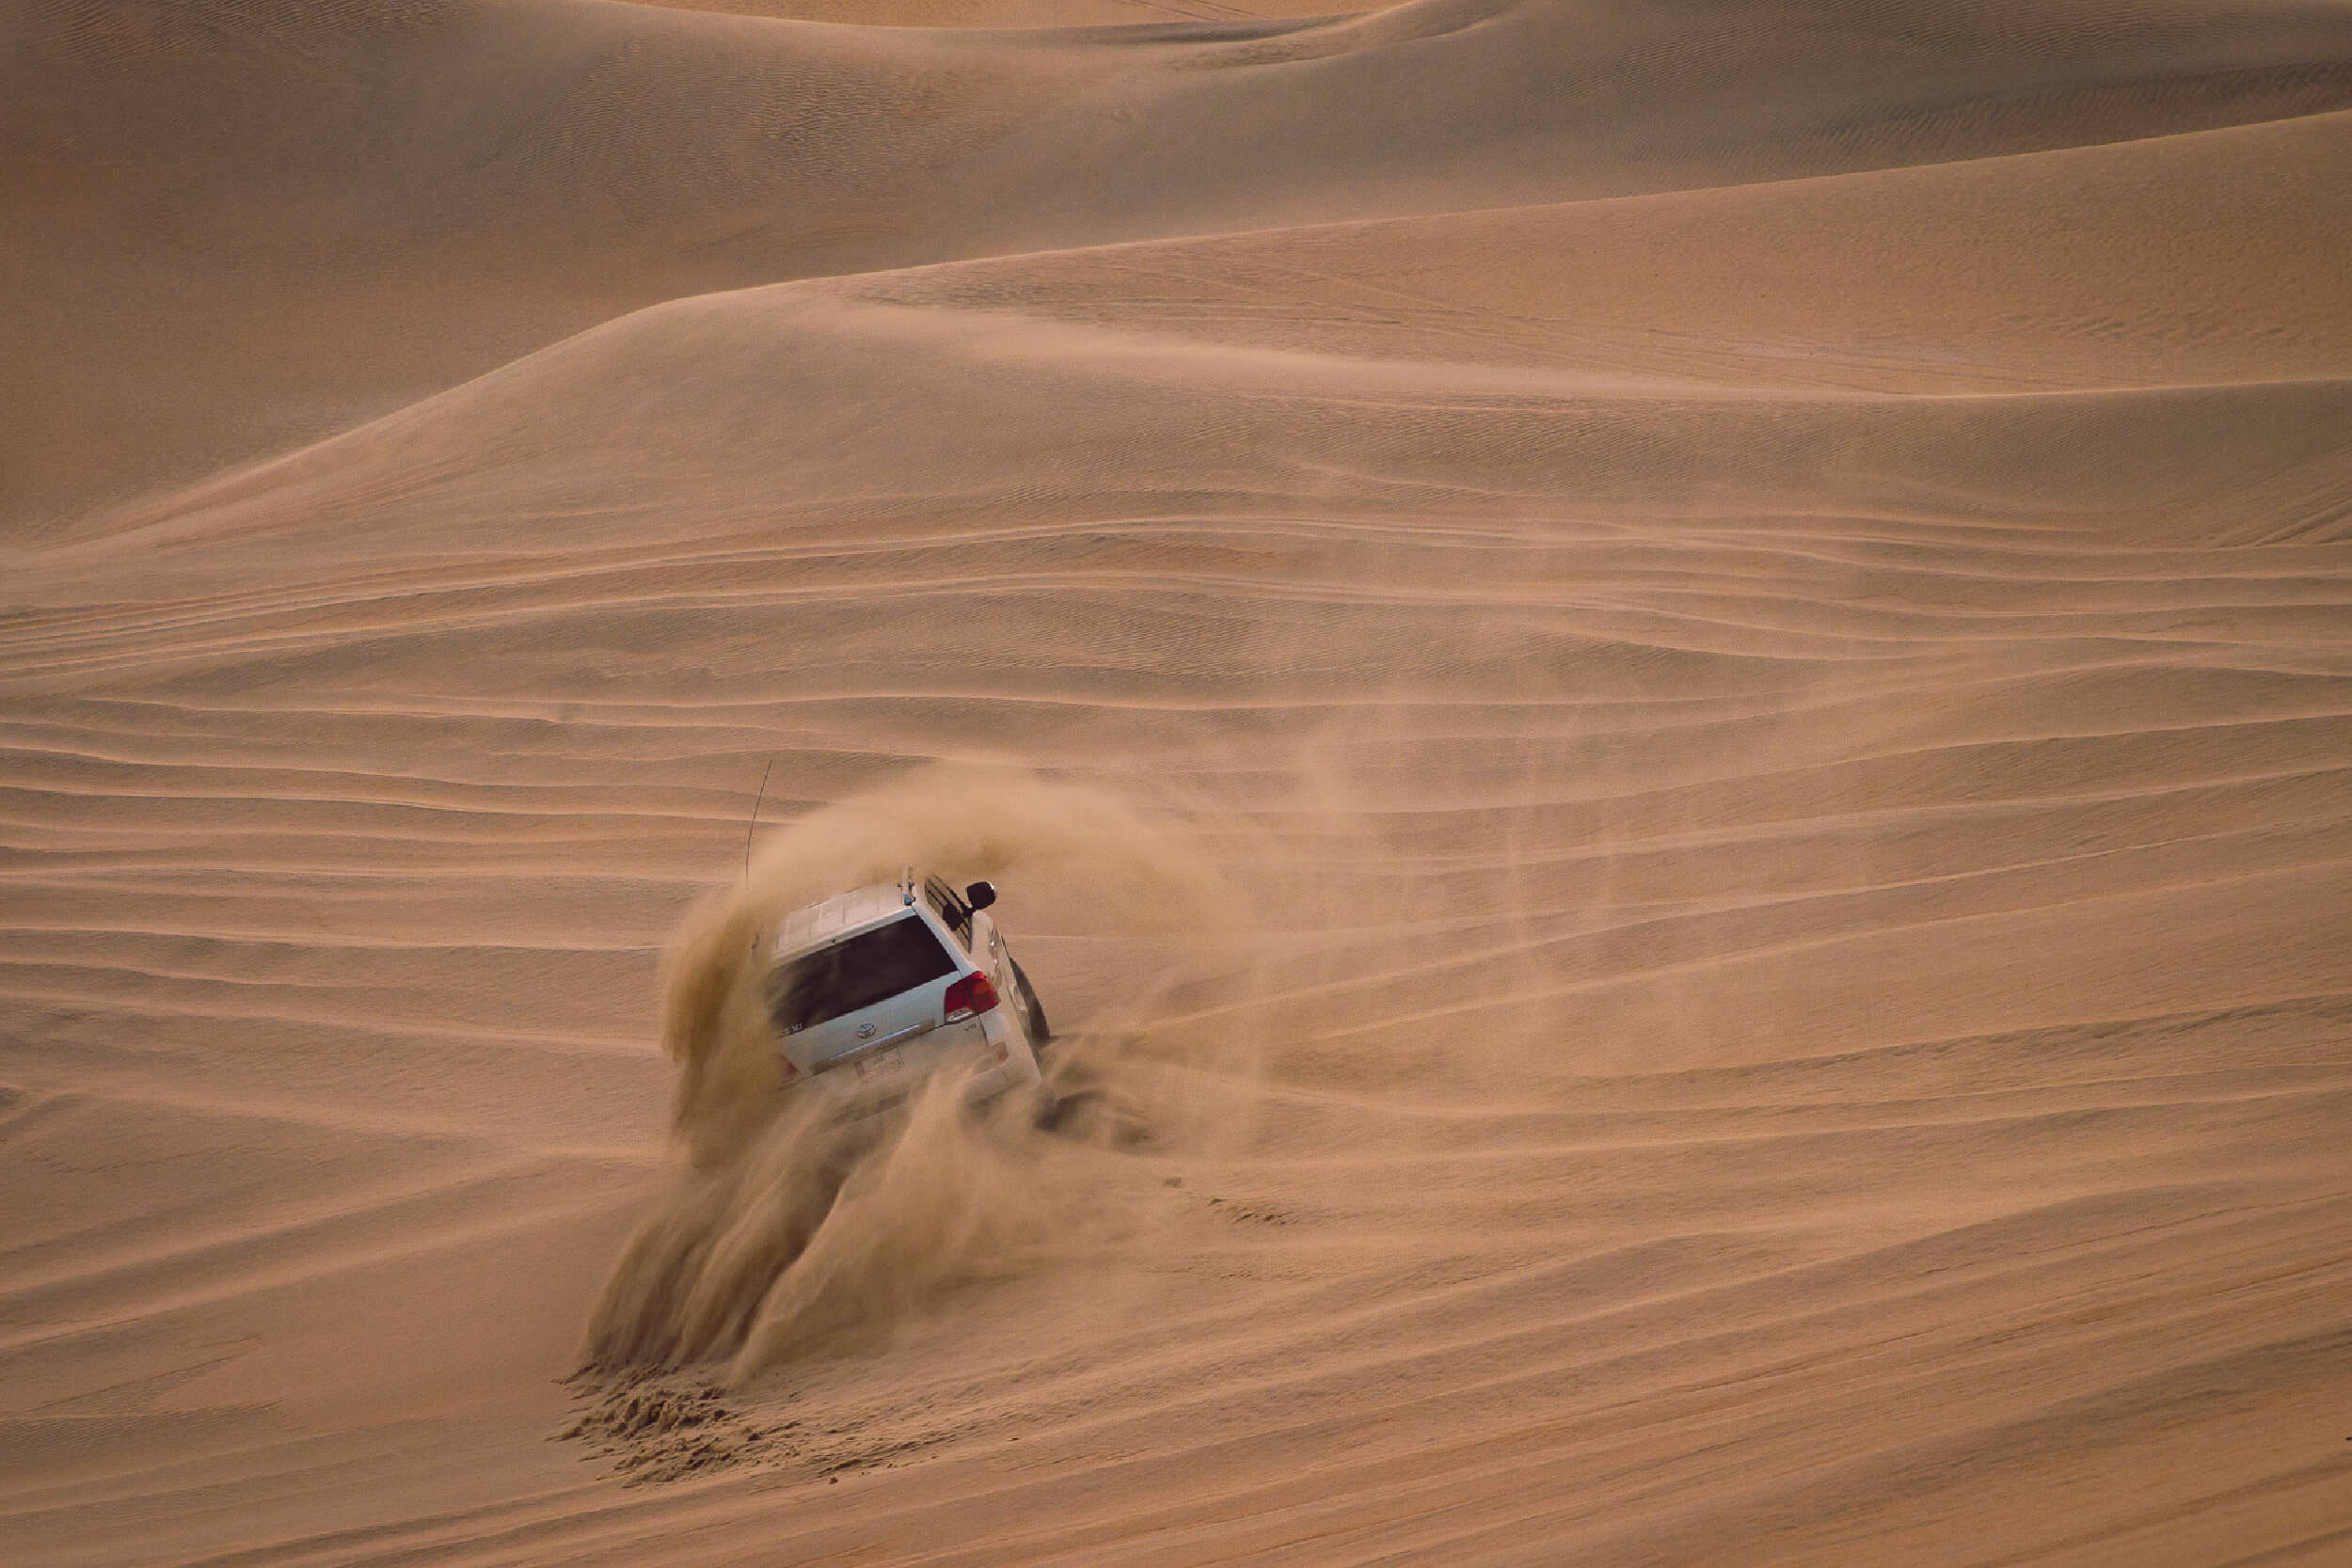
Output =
[{"x1": 5, "y1": 0, "x2": 2351, "y2": 1561}]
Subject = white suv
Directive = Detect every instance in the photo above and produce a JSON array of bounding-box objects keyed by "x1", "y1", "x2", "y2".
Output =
[{"x1": 766, "y1": 868, "x2": 1051, "y2": 1106}]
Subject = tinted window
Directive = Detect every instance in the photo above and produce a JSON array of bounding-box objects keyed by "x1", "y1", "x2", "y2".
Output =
[
  {"x1": 923, "y1": 875, "x2": 974, "y2": 948},
  {"x1": 768, "y1": 916, "x2": 956, "y2": 1033}
]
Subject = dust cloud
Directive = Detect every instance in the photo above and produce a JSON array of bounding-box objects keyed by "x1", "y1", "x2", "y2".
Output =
[{"x1": 583, "y1": 764, "x2": 1262, "y2": 1383}]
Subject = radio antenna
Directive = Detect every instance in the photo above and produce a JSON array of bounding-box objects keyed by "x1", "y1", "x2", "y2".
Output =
[{"x1": 744, "y1": 757, "x2": 776, "y2": 883}]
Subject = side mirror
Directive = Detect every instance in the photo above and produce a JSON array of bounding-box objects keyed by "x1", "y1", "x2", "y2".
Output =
[{"x1": 963, "y1": 879, "x2": 997, "y2": 912}]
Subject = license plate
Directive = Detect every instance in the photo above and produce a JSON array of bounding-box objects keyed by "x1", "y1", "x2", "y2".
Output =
[{"x1": 853, "y1": 1048, "x2": 903, "y2": 1083}]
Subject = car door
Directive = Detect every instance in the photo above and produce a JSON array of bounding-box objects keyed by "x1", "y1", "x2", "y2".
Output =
[{"x1": 922, "y1": 875, "x2": 1026, "y2": 1050}]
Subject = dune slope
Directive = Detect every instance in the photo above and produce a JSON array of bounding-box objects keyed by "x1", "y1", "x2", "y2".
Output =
[
  {"x1": 11, "y1": 0, "x2": 2352, "y2": 526},
  {"x1": 4, "y1": 0, "x2": 2350, "y2": 1563}
]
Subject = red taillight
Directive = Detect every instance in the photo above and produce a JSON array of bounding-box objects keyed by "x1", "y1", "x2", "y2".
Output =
[{"x1": 943, "y1": 971, "x2": 999, "y2": 1022}]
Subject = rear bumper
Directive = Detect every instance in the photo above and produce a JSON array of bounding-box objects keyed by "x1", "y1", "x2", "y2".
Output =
[{"x1": 798, "y1": 1010, "x2": 1038, "y2": 1109}]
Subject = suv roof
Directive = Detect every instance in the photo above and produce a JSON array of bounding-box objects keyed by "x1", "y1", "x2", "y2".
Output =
[{"x1": 773, "y1": 874, "x2": 923, "y2": 957}]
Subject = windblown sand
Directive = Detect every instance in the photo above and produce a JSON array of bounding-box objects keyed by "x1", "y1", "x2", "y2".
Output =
[{"x1": 5, "y1": 0, "x2": 2351, "y2": 1563}]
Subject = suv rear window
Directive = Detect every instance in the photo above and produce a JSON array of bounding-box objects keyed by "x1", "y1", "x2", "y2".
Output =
[{"x1": 769, "y1": 915, "x2": 957, "y2": 1034}]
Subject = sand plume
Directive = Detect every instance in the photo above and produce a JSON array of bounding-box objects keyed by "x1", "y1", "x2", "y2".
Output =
[{"x1": 585, "y1": 765, "x2": 1257, "y2": 1381}]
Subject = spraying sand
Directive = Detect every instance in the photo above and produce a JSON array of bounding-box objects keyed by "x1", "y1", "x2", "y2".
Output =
[{"x1": 585, "y1": 768, "x2": 1252, "y2": 1381}]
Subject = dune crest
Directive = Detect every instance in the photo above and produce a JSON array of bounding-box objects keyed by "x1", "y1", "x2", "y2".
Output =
[{"x1": 13, "y1": 0, "x2": 2352, "y2": 527}]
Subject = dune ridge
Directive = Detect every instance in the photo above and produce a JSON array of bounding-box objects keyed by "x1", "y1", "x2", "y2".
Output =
[
  {"x1": 11, "y1": 0, "x2": 2352, "y2": 525},
  {"x1": 5, "y1": 0, "x2": 2350, "y2": 1562}
]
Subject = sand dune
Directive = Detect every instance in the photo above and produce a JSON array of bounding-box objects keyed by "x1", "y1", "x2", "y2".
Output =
[
  {"x1": 12, "y1": 0, "x2": 2352, "y2": 524},
  {"x1": 5, "y1": 0, "x2": 2350, "y2": 1561}
]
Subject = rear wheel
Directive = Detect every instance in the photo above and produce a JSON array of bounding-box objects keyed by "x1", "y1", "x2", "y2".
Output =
[
  {"x1": 1009, "y1": 958, "x2": 1051, "y2": 1046},
  {"x1": 1031, "y1": 1061, "x2": 1147, "y2": 1145},
  {"x1": 1033, "y1": 1081, "x2": 1102, "y2": 1134}
]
